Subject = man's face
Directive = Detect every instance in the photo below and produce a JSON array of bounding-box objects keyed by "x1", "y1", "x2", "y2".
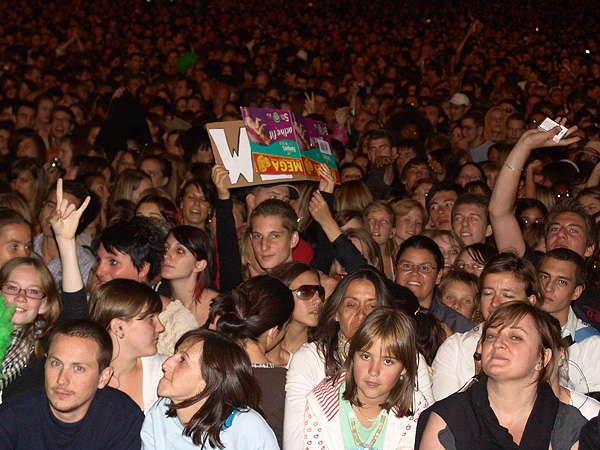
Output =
[
  {"x1": 251, "y1": 215, "x2": 298, "y2": 270},
  {"x1": 538, "y1": 257, "x2": 583, "y2": 318},
  {"x1": 0, "y1": 223, "x2": 32, "y2": 268},
  {"x1": 95, "y1": 244, "x2": 146, "y2": 284},
  {"x1": 428, "y1": 190, "x2": 457, "y2": 230},
  {"x1": 423, "y1": 105, "x2": 441, "y2": 127},
  {"x1": 249, "y1": 186, "x2": 291, "y2": 211},
  {"x1": 452, "y1": 203, "x2": 491, "y2": 246},
  {"x1": 16, "y1": 106, "x2": 36, "y2": 129},
  {"x1": 37, "y1": 99, "x2": 54, "y2": 124},
  {"x1": 140, "y1": 159, "x2": 167, "y2": 188},
  {"x1": 402, "y1": 163, "x2": 430, "y2": 193},
  {"x1": 448, "y1": 103, "x2": 467, "y2": 122},
  {"x1": 545, "y1": 212, "x2": 594, "y2": 258},
  {"x1": 461, "y1": 118, "x2": 481, "y2": 146},
  {"x1": 367, "y1": 138, "x2": 396, "y2": 163},
  {"x1": 39, "y1": 191, "x2": 80, "y2": 238},
  {"x1": 45, "y1": 334, "x2": 112, "y2": 423},
  {"x1": 507, "y1": 119, "x2": 525, "y2": 143}
]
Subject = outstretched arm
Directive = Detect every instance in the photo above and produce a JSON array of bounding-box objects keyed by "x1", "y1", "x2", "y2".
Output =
[
  {"x1": 489, "y1": 119, "x2": 580, "y2": 256},
  {"x1": 51, "y1": 179, "x2": 90, "y2": 293}
]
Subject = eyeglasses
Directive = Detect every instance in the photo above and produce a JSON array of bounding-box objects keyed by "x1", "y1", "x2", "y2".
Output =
[
  {"x1": 397, "y1": 262, "x2": 438, "y2": 274},
  {"x1": 1, "y1": 284, "x2": 46, "y2": 300},
  {"x1": 291, "y1": 285, "x2": 325, "y2": 300}
]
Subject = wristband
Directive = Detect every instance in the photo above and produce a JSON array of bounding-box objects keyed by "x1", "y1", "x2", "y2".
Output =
[{"x1": 503, "y1": 161, "x2": 524, "y2": 173}]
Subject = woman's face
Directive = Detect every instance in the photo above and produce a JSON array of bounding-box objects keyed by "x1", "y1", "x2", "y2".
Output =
[
  {"x1": 136, "y1": 201, "x2": 166, "y2": 222},
  {"x1": 17, "y1": 138, "x2": 38, "y2": 160},
  {"x1": 87, "y1": 126, "x2": 101, "y2": 147},
  {"x1": 289, "y1": 271, "x2": 323, "y2": 328},
  {"x1": 433, "y1": 235, "x2": 460, "y2": 271},
  {"x1": 117, "y1": 153, "x2": 137, "y2": 173},
  {"x1": 455, "y1": 249, "x2": 485, "y2": 277},
  {"x1": 10, "y1": 170, "x2": 37, "y2": 203},
  {"x1": 131, "y1": 178, "x2": 152, "y2": 204},
  {"x1": 489, "y1": 110, "x2": 504, "y2": 132},
  {"x1": 396, "y1": 248, "x2": 441, "y2": 304},
  {"x1": 519, "y1": 207, "x2": 544, "y2": 228},
  {"x1": 395, "y1": 208, "x2": 424, "y2": 243},
  {"x1": 120, "y1": 312, "x2": 164, "y2": 357},
  {"x1": 180, "y1": 184, "x2": 211, "y2": 229},
  {"x1": 335, "y1": 279, "x2": 377, "y2": 340},
  {"x1": 367, "y1": 208, "x2": 395, "y2": 247},
  {"x1": 480, "y1": 272, "x2": 533, "y2": 320},
  {"x1": 2, "y1": 265, "x2": 48, "y2": 330},
  {"x1": 89, "y1": 176, "x2": 110, "y2": 208},
  {"x1": 57, "y1": 142, "x2": 74, "y2": 168},
  {"x1": 456, "y1": 165, "x2": 483, "y2": 187},
  {"x1": 158, "y1": 339, "x2": 206, "y2": 403},
  {"x1": 482, "y1": 314, "x2": 547, "y2": 383},
  {"x1": 162, "y1": 233, "x2": 202, "y2": 281}
]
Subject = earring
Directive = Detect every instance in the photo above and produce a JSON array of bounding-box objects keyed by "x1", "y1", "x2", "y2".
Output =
[
  {"x1": 115, "y1": 326, "x2": 124, "y2": 339},
  {"x1": 399, "y1": 374, "x2": 404, "y2": 380}
]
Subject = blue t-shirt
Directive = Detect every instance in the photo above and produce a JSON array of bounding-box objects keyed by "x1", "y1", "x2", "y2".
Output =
[
  {"x1": 0, "y1": 386, "x2": 144, "y2": 450},
  {"x1": 142, "y1": 398, "x2": 280, "y2": 450}
]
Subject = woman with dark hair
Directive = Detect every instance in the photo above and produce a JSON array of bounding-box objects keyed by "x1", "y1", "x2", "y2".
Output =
[
  {"x1": 135, "y1": 193, "x2": 180, "y2": 228},
  {"x1": 396, "y1": 235, "x2": 473, "y2": 334},
  {"x1": 268, "y1": 262, "x2": 324, "y2": 367},
  {"x1": 8, "y1": 128, "x2": 47, "y2": 166},
  {"x1": 209, "y1": 275, "x2": 295, "y2": 447},
  {"x1": 179, "y1": 177, "x2": 216, "y2": 233},
  {"x1": 304, "y1": 308, "x2": 428, "y2": 450},
  {"x1": 454, "y1": 244, "x2": 498, "y2": 278},
  {"x1": 515, "y1": 198, "x2": 548, "y2": 229},
  {"x1": 284, "y1": 265, "x2": 434, "y2": 450},
  {"x1": 431, "y1": 252, "x2": 542, "y2": 401},
  {"x1": 454, "y1": 162, "x2": 487, "y2": 188},
  {"x1": 10, "y1": 157, "x2": 45, "y2": 218},
  {"x1": 141, "y1": 329, "x2": 279, "y2": 450},
  {"x1": 418, "y1": 302, "x2": 587, "y2": 450},
  {"x1": 158, "y1": 225, "x2": 218, "y2": 355},
  {"x1": 89, "y1": 279, "x2": 166, "y2": 413}
]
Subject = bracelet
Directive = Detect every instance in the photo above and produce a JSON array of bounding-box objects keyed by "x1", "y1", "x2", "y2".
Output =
[{"x1": 503, "y1": 161, "x2": 524, "y2": 173}]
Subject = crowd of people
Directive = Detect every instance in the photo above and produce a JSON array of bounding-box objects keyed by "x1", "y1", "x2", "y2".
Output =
[{"x1": 0, "y1": 0, "x2": 600, "y2": 448}]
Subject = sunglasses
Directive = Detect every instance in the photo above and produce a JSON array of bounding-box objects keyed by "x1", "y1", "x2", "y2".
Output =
[{"x1": 292, "y1": 285, "x2": 325, "y2": 300}]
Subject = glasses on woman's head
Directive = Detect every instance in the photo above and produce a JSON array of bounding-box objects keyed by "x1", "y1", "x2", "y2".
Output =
[
  {"x1": 1, "y1": 284, "x2": 46, "y2": 301},
  {"x1": 291, "y1": 285, "x2": 325, "y2": 300}
]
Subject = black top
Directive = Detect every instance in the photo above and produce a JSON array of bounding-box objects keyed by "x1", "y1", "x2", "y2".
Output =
[
  {"x1": 0, "y1": 386, "x2": 144, "y2": 450},
  {"x1": 253, "y1": 365, "x2": 286, "y2": 449}
]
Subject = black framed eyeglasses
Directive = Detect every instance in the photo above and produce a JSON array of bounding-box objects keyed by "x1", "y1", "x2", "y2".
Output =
[{"x1": 291, "y1": 285, "x2": 325, "y2": 300}]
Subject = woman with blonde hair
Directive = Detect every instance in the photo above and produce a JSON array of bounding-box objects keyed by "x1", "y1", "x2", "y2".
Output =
[
  {"x1": 393, "y1": 198, "x2": 427, "y2": 247},
  {"x1": 483, "y1": 106, "x2": 507, "y2": 142},
  {"x1": 335, "y1": 180, "x2": 373, "y2": 211}
]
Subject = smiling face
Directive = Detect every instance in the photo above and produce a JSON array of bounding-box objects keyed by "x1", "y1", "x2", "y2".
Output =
[
  {"x1": 289, "y1": 271, "x2": 323, "y2": 328},
  {"x1": 353, "y1": 337, "x2": 405, "y2": 407},
  {"x1": 394, "y1": 208, "x2": 424, "y2": 243},
  {"x1": 181, "y1": 184, "x2": 211, "y2": 229},
  {"x1": 2, "y1": 264, "x2": 48, "y2": 329},
  {"x1": 158, "y1": 339, "x2": 206, "y2": 404},
  {"x1": 395, "y1": 248, "x2": 442, "y2": 307},
  {"x1": 335, "y1": 279, "x2": 377, "y2": 340},
  {"x1": 545, "y1": 212, "x2": 594, "y2": 258}
]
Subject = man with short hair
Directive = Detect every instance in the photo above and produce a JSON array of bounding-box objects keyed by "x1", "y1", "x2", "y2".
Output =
[
  {"x1": 49, "y1": 106, "x2": 75, "y2": 146},
  {"x1": 451, "y1": 193, "x2": 493, "y2": 246},
  {"x1": 506, "y1": 113, "x2": 527, "y2": 144},
  {"x1": 15, "y1": 101, "x2": 37, "y2": 130},
  {"x1": 447, "y1": 93, "x2": 470, "y2": 122},
  {"x1": 461, "y1": 111, "x2": 494, "y2": 163},
  {"x1": 34, "y1": 181, "x2": 95, "y2": 288},
  {"x1": 537, "y1": 249, "x2": 600, "y2": 395},
  {"x1": 0, "y1": 319, "x2": 144, "y2": 449},
  {"x1": 426, "y1": 182, "x2": 462, "y2": 231},
  {"x1": 245, "y1": 183, "x2": 298, "y2": 218},
  {"x1": 249, "y1": 199, "x2": 299, "y2": 271},
  {"x1": 490, "y1": 123, "x2": 600, "y2": 329}
]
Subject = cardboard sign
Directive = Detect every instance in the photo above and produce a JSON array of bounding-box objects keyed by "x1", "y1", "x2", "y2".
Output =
[{"x1": 206, "y1": 107, "x2": 339, "y2": 189}]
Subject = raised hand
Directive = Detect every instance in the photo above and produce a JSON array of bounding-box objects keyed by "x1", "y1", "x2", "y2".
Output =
[
  {"x1": 317, "y1": 163, "x2": 336, "y2": 194},
  {"x1": 211, "y1": 164, "x2": 231, "y2": 200},
  {"x1": 51, "y1": 178, "x2": 90, "y2": 242},
  {"x1": 518, "y1": 117, "x2": 580, "y2": 151}
]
